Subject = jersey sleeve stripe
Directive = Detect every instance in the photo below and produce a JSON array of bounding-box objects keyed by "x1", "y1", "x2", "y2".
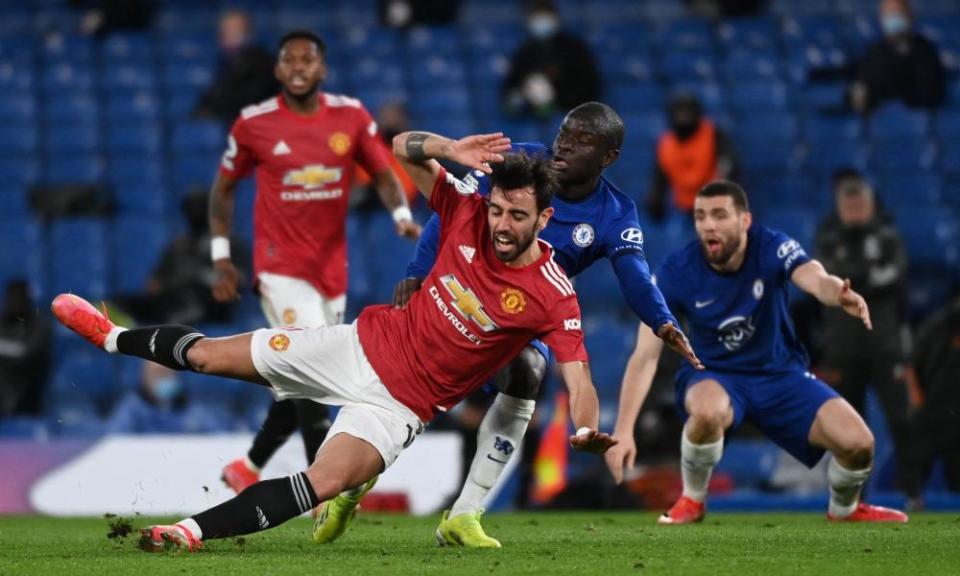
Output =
[
  {"x1": 545, "y1": 260, "x2": 575, "y2": 294},
  {"x1": 540, "y1": 264, "x2": 573, "y2": 296}
]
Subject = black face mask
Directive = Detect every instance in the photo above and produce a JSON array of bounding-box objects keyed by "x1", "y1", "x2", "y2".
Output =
[{"x1": 671, "y1": 121, "x2": 699, "y2": 141}]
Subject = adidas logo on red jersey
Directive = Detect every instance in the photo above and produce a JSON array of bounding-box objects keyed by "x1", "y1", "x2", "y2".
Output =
[
  {"x1": 459, "y1": 245, "x2": 476, "y2": 263},
  {"x1": 272, "y1": 140, "x2": 292, "y2": 156}
]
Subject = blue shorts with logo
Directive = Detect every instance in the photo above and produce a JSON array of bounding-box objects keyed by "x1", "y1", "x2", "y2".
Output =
[{"x1": 675, "y1": 367, "x2": 839, "y2": 468}]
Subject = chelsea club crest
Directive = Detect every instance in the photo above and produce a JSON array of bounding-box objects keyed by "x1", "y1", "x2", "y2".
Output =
[{"x1": 572, "y1": 223, "x2": 595, "y2": 248}]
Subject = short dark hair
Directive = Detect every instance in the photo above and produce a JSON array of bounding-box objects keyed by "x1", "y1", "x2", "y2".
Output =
[
  {"x1": 832, "y1": 168, "x2": 867, "y2": 194},
  {"x1": 565, "y1": 101, "x2": 624, "y2": 150},
  {"x1": 697, "y1": 180, "x2": 750, "y2": 212},
  {"x1": 278, "y1": 30, "x2": 326, "y2": 56},
  {"x1": 488, "y1": 152, "x2": 558, "y2": 212}
]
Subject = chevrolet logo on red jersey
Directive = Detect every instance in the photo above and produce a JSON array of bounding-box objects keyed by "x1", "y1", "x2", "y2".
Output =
[
  {"x1": 283, "y1": 165, "x2": 343, "y2": 189},
  {"x1": 440, "y1": 274, "x2": 498, "y2": 332}
]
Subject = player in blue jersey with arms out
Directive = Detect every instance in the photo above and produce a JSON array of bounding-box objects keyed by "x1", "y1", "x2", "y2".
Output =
[
  {"x1": 605, "y1": 180, "x2": 908, "y2": 524},
  {"x1": 313, "y1": 102, "x2": 702, "y2": 547}
]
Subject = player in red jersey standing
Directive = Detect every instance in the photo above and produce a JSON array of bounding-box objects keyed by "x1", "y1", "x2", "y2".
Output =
[
  {"x1": 209, "y1": 30, "x2": 421, "y2": 493},
  {"x1": 51, "y1": 130, "x2": 616, "y2": 552}
]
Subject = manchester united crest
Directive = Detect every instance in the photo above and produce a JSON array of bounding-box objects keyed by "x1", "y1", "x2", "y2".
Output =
[
  {"x1": 500, "y1": 288, "x2": 526, "y2": 315},
  {"x1": 282, "y1": 308, "x2": 297, "y2": 325},
  {"x1": 328, "y1": 132, "x2": 351, "y2": 156},
  {"x1": 269, "y1": 333, "x2": 291, "y2": 352}
]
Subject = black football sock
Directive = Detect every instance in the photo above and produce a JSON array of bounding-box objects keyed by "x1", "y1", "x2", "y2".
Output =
[
  {"x1": 295, "y1": 399, "x2": 332, "y2": 464},
  {"x1": 115, "y1": 325, "x2": 204, "y2": 371},
  {"x1": 191, "y1": 473, "x2": 319, "y2": 539},
  {"x1": 247, "y1": 400, "x2": 299, "y2": 469}
]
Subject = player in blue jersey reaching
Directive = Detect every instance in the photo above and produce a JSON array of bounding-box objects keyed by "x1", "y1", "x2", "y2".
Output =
[
  {"x1": 606, "y1": 180, "x2": 907, "y2": 524},
  {"x1": 312, "y1": 102, "x2": 702, "y2": 547}
]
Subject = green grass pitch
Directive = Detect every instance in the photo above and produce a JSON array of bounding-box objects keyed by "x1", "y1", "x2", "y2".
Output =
[{"x1": 1, "y1": 512, "x2": 958, "y2": 575}]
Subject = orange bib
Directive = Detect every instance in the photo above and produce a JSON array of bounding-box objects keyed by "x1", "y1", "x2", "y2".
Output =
[{"x1": 657, "y1": 120, "x2": 719, "y2": 212}]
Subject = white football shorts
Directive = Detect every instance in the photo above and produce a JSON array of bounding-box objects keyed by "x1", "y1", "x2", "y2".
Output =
[
  {"x1": 258, "y1": 271, "x2": 346, "y2": 328},
  {"x1": 250, "y1": 321, "x2": 423, "y2": 467}
]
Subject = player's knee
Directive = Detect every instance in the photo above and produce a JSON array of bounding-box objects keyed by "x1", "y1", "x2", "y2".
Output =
[
  {"x1": 842, "y1": 431, "x2": 875, "y2": 469},
  {"x1": 496, "y1": 347, "x2": 546, "y2": 400},
  {"x1": 687, "y1": 405, "x2": 728, "y2": 434}
]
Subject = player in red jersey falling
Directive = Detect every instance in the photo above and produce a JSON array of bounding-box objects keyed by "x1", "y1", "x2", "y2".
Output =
[
  {"x1": 208, "y1": 30, "x2": 421, "y2": 493},
  {"x1": 52, "y1": 130, "x2": 616, "y2": 552}
]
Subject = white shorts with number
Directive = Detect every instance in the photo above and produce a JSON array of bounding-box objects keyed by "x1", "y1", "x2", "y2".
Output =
[
  {"x1": 250, "y1": 321, "x2": 423, "y2": 468},
  {"x1": 258, "y1": 272, "x2": 346, "y2": 328}
]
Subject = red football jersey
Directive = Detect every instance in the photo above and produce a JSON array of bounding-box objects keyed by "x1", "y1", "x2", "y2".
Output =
[
  {"x1": 358, "y1": 168, "x2": 588, "y2": 422},
  {"x1": 219, "y1": 93, "x2": 391, "y2": 298}
]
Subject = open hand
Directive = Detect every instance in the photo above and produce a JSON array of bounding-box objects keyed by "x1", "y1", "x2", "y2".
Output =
[
  {"x1": 446, "y1": 133, "x2": 512, "y2": 174},
  {"x1": 657, "y1": 323, "x2": 703, "y2": 369},
  {"x1": 839, "y1": 278, "x2": 872, "y2": 330},
  {"x1": 569, "y1": 429, "x2": 618, "y2": 454}
]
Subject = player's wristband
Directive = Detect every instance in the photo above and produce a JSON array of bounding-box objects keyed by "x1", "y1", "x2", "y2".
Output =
[
  {"x1": 392, "y1": 205, "x2": 413, "y2": 224},
  {"x1": 575, "y1": 427, "x2": 593, "y2": 438},
  {"x1": 211, "y1": 236, "x2": 231, "y2": 261}
]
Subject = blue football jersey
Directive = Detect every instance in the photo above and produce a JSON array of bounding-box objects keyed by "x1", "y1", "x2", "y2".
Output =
[
  {"x1": 462, "y1": 142, "x2": 648, "y2": 276},
  {"x1": 655, "y1": 225, "x2": 812, "y2": 376}
]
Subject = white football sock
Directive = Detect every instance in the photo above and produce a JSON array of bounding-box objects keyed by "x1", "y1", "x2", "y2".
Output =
[
  {"x1": 450, "y1": 394, "x2": 535, "y2": 518},
  {"x1": 827, "y1": 457, "x2": 870, "y2": 518},
  {"x1": 680, "y1": 427, "x2": 724, "y2": 503},
  {"x1": 103, "y1": 327, "x2": 127, "y2": 354},
  {"x1": 176, "y1": 518, "x2": 202, "y2": 540}
]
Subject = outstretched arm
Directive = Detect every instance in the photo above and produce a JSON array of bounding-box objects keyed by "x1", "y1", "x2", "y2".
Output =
[
  {"x1": 605, "y1": 322, "x2": 665, "y2": 483},
  {"x1": 209, "y1": 172, "x2": 242, "y2": 302},
  {"x1": 791, "y1": 260, "x2": 872, "y2": 330},
  {"x1": 392, "y1": 131, "x2": 511, "y2": 201},
  {"x1": 557, "y1": 361, "x2": 617, "y2": 454}
]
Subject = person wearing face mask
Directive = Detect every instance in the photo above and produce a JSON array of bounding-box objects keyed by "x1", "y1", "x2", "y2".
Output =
[
  {"x1": 105, "y1": 362, "x2": 222, "y2": 434},
  {"x1": 849, "y1": 0, "x2": 946, "y2": 113},
  {"x1": 647, "y1": 94, "x2": 738, "y2": 222},
  {"x1": 195, "y1": 10, "x2": 280, "y2": 125},
  {"x1": 502, "y1": 0, "x2": 601, "y2": 118},
  {"x1": 814, "y1": 169, "x2": 914, "y2": 497}
]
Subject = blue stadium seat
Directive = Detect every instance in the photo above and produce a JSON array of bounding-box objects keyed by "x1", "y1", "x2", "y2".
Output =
[
  {"x1": 40, "y1": 33, "x2": 94, "y2": 64},
  {"x1": 106, "y1": 91, "x2": 160, "y2": 122},
  {"x1": 620, "y1": 112, "x2": 666, "y2": 148},
  {"x1": 879, "y1": 173, "x2": 943, "y2": 209},
  {"x1": 659, "y1": 50, "x2": 717, "y2": 82},
  {"x1": 738, "y1": 140, "x2": 803, "y2": 174},
  {"x1": 171, "y1": 120, "x2": 223, "y2": 155},
  {"x1": 806, "y1": 140, "x2": 868, "y2": 175},
  {"x1": 868, "y1": 104, "x2": 930, "y2": 142},
  {"x1": 0, "y1": 123, "x2": 38, "y2": 154},
  {"x1": 43, "y1": 123, "x2": 99, "y2": 154},
  {"x1": 895, "y1": 207, "x2": 959, "y2": 269},
  {"x1": 583, "y1": 318, "x2": 637, "y2": 402},
  {"x1": 0, "y1": 185, "x2": 30, "y2": 221},
  {"x1": 869, "y1": 139, "x2": 937, "y2": 173},
  {"x1": 408, "y1": 87, "x2": 471, "y2": 117},
  {"x1": 652, "y1": 18, "x2": 717, "y2": 51},
  {"x1": 743, "y1": 173, "x2": 820, "y2": 215},
  {"x1": 102, "y1": 64, "x2": 156, "y2": 91},
  {"x1": 465, "y1": 24, "x2": 525, "y2": 58},
  {"x1": 734, "y1": 112, "x2": 798, "y2": 143},
  {"x1": 0, "y1": 158, "x2": 39, "y2": 188},
  {"x1": 468, "y1": 53, "x2": 511, "y2": 86},
  {"x1": 668, "y1": 82, "x2": 725, "y2": 116},
  {"x1": 170, "y1": 152, "x2": 221, "y2": 192},
  {"x1": 341, "y1": 26, "x2": 403, "y2": 60},
  {"x1": 159, "y1": 32, "x2": 217, "y2": 64},
  {"x1": 350, "y1": 57, "x2": 405, "y2": 91},
  {"x1": 407, "y1": 56, "x2": 467, "y2": 88},
  {"x1": 164, "y1": 90, "x2": 203, "y2": 122},
  {"x1": 726, "y1": 81, "x2": 789, "y2": 113},
  {"x1": 795, "y1": 82, "x2": 847, "y2": 113},
  {"x1": 44, "y1": 155, "x2": 103, "y2": 184},
  {"x1": 719, "y1": 17, "x2": 776, "y2": 48},
  {"x1": 49, "y1": 218, "x2": 109, "y2": 301},
  {"x1": 942, "y1": 139, "x2": 960, "y2": 174},
  {"x1": 346, "y1": 214, "x2": 373, "y2": 309},
  {"x1": 107, "y1": 120, "x2": 163, "y2": 157},
  {"x1": 575, "y1": 259, "x2": 627, "y2": 316},
  {"x1": 111, "y1": 178, "x2": 169, "y2": 217},
  {"x1": 607, "y1": 84, "x2": 665, "y2": 114},
  {"x1": 600, "y1": 52, "x2": 656, "y2": 84},
  {"x1": 99, "y1": 33, "x2": 156, "y2": 64},
  {"x1": 108, "y1": 156, "x2": 165, "y2": 189},
  {"x1": 0, "y1": 416, "x2": 48, "y2": 439},
  {"x1": 414, "y1": 117, "x2": 477, "y2": 139},
  {"x1": 0, "y1": 220, "x2": 43, "y2": 293},
  {"x1": 722, "y1": 51, "x2": 782, "y2": 81},
  {"x1": 934, "y1": 110, "x2": 960, "y2": 141},
  {"x1": 49, "y1": 350, "x2": 118, "y2": 412},
  {"x1": 353, "y1": 87, "x2": 408, "y2": 119},
  {"x1": 160, "y1": 62, "x2": 213, "y2": 92},
  {"x1": 762, "y1": 207, "x2": 817, "y2": 250},
  {"x1": 0, "y1": 93, "x2": 34, "y2": 122},
  {"x1": 406, "y1": 26, "x2": 463, "y2": 58},
  {"x1": 111, "y1": 216, "x2": 170, "y2": 293},
  {"x1": 802, "y1": 114, "x2": 863, "y2": 142},
  {"x1": 42, "y1": 63, "x2": 95, "y2": 94},
  {"x1": 362, "y1": 212, "x2": 417, "y2": 304},
  {"x1": 44, "y1": 93, "x2": 98, "y2": 122}
]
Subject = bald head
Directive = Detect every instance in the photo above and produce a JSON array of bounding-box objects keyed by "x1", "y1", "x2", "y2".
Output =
[{"x1": 564, "y1": 102, "x2": 624, "y2": 151}]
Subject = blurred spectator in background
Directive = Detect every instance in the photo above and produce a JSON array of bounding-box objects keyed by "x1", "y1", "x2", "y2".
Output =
[
  {"x1": 814, "y1": 170, "x2": 913, "y2": 494},
  {"x1": 903, "y1": 294, "x2": 960, "y2": 506},
  {"x1": 195, "y1": 10, "x2": 279, "y2": 125},
  {"x1": 352, "y1": 102, "x2": 418, "y2": 213},
  {"x1": 0, "y1": 281, "x2": 50, "y2": 418},
  {"x1": 685, "y1": 0, "x2": 768, "y2": 18},
  {"x1": 502, "y1": 0, "x2": 601, "y2": 119},
  {"x1": 849, "y1": 0, "x2": 945, "y2": 113},
  {"x1": 112, "y1": 192, "x2": 248, "y2": 326},
  {"x1": 72, "y1": 0, "x2": 154, "y2": 37},
  {"x1": 105, "y1": 362, "x2": 219, "y2": 433},
  {"x1": 646, "y1": 94, "x2": 737, "y2": 222},
  {"x1": 379, "y1": 0, "x2": 459, "y2": 28}
]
